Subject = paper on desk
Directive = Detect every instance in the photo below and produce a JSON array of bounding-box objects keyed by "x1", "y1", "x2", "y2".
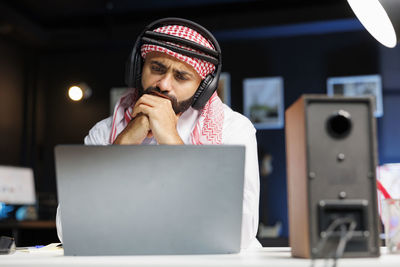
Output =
[
  {"x1": 38, "y1": 243, "x2": 62, "y2": 251},
  {"x1": 17, "y1": 243, "x2": 62, "y2": 253}
]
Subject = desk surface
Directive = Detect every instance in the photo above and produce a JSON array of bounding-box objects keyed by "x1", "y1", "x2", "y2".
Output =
[{"x1": 0, "y1": 247, "x2": 399, "y2": 267}]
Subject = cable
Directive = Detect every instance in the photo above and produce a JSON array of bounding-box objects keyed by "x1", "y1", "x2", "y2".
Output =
[
  {"x1": 310, "y1": 217, "x2": 357, "y2": 267},
  {"x1": 334, "y1": 219, "x2": 357, "y2": 261}
]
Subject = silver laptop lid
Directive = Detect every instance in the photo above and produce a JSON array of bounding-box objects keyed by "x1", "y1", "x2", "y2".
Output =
[{"x1": 55, "y1": 145, "x2": 245, "y2": 256}]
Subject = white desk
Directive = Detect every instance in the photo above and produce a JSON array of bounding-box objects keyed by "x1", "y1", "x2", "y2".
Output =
[{"x1": 0, "y1": 247, "x2": 399, "y2": 267}]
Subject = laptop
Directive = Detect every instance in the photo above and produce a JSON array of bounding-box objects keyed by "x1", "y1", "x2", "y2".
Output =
[{"x1": 54, "y1": 145, "x2": 245, "y2": 256}]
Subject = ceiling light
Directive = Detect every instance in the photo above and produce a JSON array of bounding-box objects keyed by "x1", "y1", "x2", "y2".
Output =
[{"x1": 347, "y1": 0, "x2": 400, "y2": 48}]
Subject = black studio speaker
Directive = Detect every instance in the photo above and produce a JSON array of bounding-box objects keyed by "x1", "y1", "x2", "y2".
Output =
[{"x1": 285, "y1": 95, "x2": 380, "y2": 259}]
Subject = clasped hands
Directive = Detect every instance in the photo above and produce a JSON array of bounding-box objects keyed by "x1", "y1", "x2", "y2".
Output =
[{"x1": 113, "y1": 93, "x2": 183, "y2": 145}]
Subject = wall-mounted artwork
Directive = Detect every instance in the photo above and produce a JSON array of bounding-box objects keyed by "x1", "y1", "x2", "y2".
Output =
[
  {"x1": 243, "y1": 77, "x2": 284, "y2": 129},
  {"x1": 327, "y1": 74, "x2": 383, "y2": 117},
  {"x1": 217, "y1": 72, "x2": 231, "y2": 106}
]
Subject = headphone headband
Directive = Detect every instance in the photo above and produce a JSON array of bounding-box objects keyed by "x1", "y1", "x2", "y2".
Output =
[
  {"x1": 143, "y1": 31, "x2": 219, "y2": 58},
  {"x1": 125, "y1": 17, "x2": 222, "y2": 110},
  {"x1": 141, "y1": 37, "x2": 219, "y2": 65}
]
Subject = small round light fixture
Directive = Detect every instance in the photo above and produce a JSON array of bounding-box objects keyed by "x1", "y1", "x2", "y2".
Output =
[
  {"x1": 68, "y1": 86, "x2": 84, "y2": 101},
  {"x1": 67, "y1": 83, "x2": 92, "y2": 102}
]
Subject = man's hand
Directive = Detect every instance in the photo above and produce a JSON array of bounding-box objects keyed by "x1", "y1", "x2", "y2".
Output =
[
  {"x1": 113, "y1": 114, "x2": 151, "y2": 145},
  {"x1": 132, "y1": 94, "x2": 183, "y2": 144}
]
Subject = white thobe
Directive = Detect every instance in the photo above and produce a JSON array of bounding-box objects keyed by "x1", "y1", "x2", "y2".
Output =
[{"x1": 56, "y1": 105, "x2": 261, "y2": 249}]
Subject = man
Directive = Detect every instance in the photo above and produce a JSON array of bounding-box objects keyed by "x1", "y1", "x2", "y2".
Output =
[{"x1": 57, "y1": 18, "x2": 260, "y2": 249}]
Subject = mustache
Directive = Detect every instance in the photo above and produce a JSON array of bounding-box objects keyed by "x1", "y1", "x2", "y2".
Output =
[{"x1": 143, "y1": 87, "x2": 176, "y2": 102}]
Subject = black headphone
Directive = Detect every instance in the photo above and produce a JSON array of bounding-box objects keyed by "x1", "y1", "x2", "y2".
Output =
[{"x1": 125, "y1": 17, "x2": 222, "y2": 110}]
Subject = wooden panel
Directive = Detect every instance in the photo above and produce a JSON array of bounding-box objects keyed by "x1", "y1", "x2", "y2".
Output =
[{"x1": 285, "y1": 96, "x2": 310, "y2": 258}]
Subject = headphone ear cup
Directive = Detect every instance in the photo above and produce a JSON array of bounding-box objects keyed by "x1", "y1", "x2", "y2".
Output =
[
  {"x1": 125, "y1": 34, "x2": 144, "y2": 88},
  {"x1": 133, "y1": 54, "x2": 143, "y2": 89},
  {"x1": 125, "y1": 52, "x2": 134, "y2": 87},
  {"x1": 192, "y1": 75, "x2": 214, "y2": 110}
]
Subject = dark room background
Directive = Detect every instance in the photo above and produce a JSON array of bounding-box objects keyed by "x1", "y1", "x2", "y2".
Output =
[{"x1": 1, "y1": 0, "x2": 400, "y2": 245}]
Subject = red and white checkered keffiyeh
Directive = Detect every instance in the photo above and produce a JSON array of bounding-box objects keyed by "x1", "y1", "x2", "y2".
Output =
[
  {"x1": 141, "y1": 25, "x2": 216, "y2": 79},
  {"x1": 109, "y1": 24, "x2": 224, "y2": 145}
]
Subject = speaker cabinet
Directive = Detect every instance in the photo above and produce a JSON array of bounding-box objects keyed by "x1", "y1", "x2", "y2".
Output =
[{"x1": 285, "y1": 95, "x2": 380, "y2": 258}]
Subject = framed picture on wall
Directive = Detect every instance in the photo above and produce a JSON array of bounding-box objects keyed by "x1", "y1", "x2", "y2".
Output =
[
  {"x1": 327, "y1": 74, "x2": 383, "y2": 117},
  {"x1": 110, "y1": 87, "x2": 129, "y2": 115},
  {"x1": 243, "y1": 77, "x2": 284, "y2": 129},
  {"x1": 217, "y1": 72, "x2": 231, "y2": 106}
]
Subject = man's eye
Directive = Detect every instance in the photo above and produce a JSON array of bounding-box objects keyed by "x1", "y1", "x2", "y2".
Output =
[
  {"x1": 151, "y1": 65, "x2": 162, "y2": 72},
  {"x1": 176, "y1": 74, "x2": 188, "y2": 81}
]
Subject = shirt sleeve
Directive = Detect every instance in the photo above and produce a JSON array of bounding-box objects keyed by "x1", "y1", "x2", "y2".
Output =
[
  {"x1": 56, "y1": 205, "x2": 63, "y2": 243},
  {"x1": 222, "y1": 110, "x2": 260, "y2": 249},
  {"x1": 84, "y1": 117, "x2": 113, "y2": 145}
]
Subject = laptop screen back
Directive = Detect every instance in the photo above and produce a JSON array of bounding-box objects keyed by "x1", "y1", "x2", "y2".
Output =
[{"x1": 55, "y1": 145, "x2": 245, "y2": 255}]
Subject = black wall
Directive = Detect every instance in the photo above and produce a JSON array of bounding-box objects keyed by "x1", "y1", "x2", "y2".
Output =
[
  {"x1": 0, "y1": 39, "x2": 25, "y2": 165},
  {"x1": 35, "y1": 47, "x2": 130, "y2": 193}
]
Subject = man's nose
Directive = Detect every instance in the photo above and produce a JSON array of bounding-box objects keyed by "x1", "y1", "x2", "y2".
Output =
[{"x1": 156, "y1": 73, "x2": 173, "y2": 93}]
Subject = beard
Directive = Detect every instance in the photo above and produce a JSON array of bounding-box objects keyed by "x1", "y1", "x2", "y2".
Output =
[{"x1": 138, "y1": 86, "x2": 195, "y2": 115}]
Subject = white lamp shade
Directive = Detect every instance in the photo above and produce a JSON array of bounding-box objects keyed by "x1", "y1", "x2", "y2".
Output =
[{"x1": 348, "y1": 0, "x2": 400, "y2": 48}]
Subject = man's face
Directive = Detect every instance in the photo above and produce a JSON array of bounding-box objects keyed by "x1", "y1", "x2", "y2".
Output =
[{"x1": 141, "y1": 52, "x2": 202, "y2": 114}]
